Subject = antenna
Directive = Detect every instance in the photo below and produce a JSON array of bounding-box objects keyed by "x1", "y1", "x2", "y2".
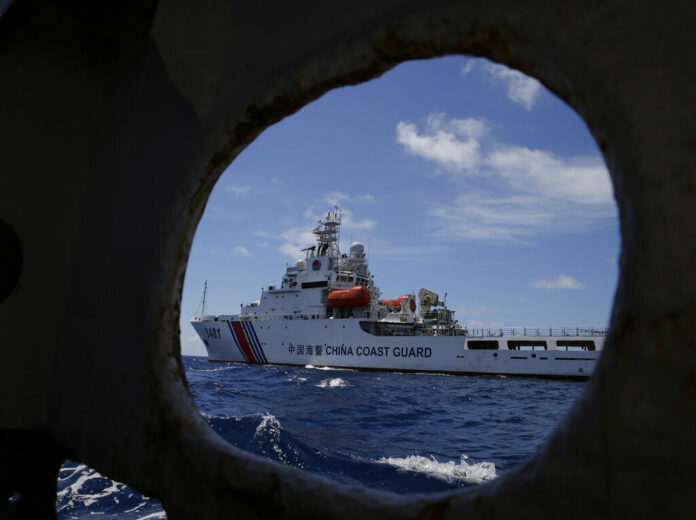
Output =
[{"x1": 198, "y1": 280, "x2": 208, "y2": 316}]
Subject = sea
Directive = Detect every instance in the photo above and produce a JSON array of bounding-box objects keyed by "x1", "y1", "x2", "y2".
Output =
[{"x1": 55, "y1": 356, "x2": 586, "y2": 518}]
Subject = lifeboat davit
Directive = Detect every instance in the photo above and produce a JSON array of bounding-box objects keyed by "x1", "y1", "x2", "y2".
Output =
[
  {"x1": 328, "y1": 286, "x2": 370, "y2": 307},
  {"x1": 379, "y1": 295, "x2": 416, "y2": 312}
]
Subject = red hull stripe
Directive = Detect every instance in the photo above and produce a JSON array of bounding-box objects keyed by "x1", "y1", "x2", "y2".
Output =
[
  {"x1": 242, "y1": 321, "x2": 267, "y2": 363},
  {"x1": 231, "y1": 321, "x2": 258, "y2": 363},
  {"x1": 226, "y1": 321, "x2": 248, "y2": 361}
]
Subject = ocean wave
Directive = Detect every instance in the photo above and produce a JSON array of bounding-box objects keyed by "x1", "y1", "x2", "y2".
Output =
[
  {"x1": 186, "y1": 365, "x2": 236, "y2": 373},
  {"x1": 57, "y1": 463, "x2": 123, "y2": 508},
  {"x1": 255, "y1": 412, "x2": 282, "y2": 437},
  {"x1": 305, "y1": 364, "x2": 351, "y2": 371},
  {"x1": 317, "y1": 378, "x2": 350, "y2": 388},
  {"x1": 56, "y1": 462, "x2": 163, "y2": 518},
  {"x1": 375, "y1": 454, "x2": 497, "y2": 484}
]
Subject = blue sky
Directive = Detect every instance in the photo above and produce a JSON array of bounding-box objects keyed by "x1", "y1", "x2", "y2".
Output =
[{"x1": 180, "y1": 56, "x2": 619, "y2": 356}]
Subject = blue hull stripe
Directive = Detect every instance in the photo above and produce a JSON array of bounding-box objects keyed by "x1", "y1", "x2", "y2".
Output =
[
  {"x1": 226, "y1": 321, "x2": 248, "y2": 361},
  {"x1": 239, "y1": 320, "x2": 261, "y2": 362},
  {"x1": 245, "y1": 321, "x2": 267, "y2": 363},
  {"x1": 242, "y1": 320, "x2": 267, "y2": 363},
  {"x1": 249, "y1": 322, "x2": 266, "y2": 359},
  {"x1": 246, "y1": 321, "x2": 266, "y2": 362}
]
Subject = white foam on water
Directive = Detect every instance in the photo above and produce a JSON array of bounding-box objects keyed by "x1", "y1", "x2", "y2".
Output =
[
  {"x1": 137, "y1": 512, "x2": 168, "y2": 519},
  {"x1": 305, "y1": 364, "x2": 352, "y2": 372},
  {"x1": 375, "y1": 454, "x2": 497, "y2": 484},
  {"x1": 56, "y1": 463, "x2": 126, "y2": 509},
  {"x1": 316, "y1": 377, "x2": 350, "y2": 388},
  {"x1": 187, "y1": 365, "x2": 236, "y2": 373},
  {"x1": 255, "y1": 412, "x2": 282, "y2": 437},
  {"x1": 124, "y1": 500, "x2": 151, "y2": 514},
  {"x1": 252, "y1": 412, "x2": 301, "y2": 464}
]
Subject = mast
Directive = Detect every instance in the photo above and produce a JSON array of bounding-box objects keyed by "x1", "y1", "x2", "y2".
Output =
[
  {"x1": 312, "y1": 206, "x2": 342, "y2": 259},
  {"x1": 199, "y1": 280, "x2": 208, "y2": 316}
]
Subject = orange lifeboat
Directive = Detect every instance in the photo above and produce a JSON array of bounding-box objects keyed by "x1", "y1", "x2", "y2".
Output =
[
  {"x1": 328, "y1": 286, "x2": 370, "y2": 307},
  {"x1": 379, "y1": 295, "x2": 416, "y2": 312}
]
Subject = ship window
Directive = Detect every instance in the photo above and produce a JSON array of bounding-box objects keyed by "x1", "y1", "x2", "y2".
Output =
[
  {"x1": 508, "y1": 340, "x2": 547, "y2": 351},
  {"x1": 467, "y1": 340, "x2": 499, "y2": 350},
  {"x1": 302, "y1": 281, "x2": 328, "y2": 289},
  {"x1": 556, "y1": 340, "x2": 595, "y2": 351}
]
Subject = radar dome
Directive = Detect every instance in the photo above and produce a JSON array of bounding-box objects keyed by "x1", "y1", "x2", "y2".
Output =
[
  {"x1": 350, "y1": 242, "x2": 365, "y2": 257},
  {"x1": 295, "y1": 259, "x2": 306, "y2": 271}
]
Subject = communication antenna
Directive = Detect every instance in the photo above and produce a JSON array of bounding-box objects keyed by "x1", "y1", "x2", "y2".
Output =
[{"x1": 197, "y1": 280, "x2": 208, "y2": 316}]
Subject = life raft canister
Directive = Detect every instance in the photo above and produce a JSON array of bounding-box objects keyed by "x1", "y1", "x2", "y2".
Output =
[{"x1": 328, "y1": 286, "x2": 370, "y2": 307}]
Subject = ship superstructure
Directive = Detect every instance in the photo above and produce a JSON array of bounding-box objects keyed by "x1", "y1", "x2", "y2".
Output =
[{"x1": 192, "y1": 208, "x2": 605, "y2": 379}]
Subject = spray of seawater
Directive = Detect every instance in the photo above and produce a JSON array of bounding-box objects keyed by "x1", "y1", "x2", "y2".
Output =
[{"x1": 376, "y1": 454, "x2": 497, "y2": 484}]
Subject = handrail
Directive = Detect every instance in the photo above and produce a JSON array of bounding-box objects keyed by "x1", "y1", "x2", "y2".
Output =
[{"x1": 194, "y1": 314, "x2": 606, "y2": 337}]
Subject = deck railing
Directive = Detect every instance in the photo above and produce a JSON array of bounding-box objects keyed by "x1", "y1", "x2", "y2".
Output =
[{"x1": 196, "y1": 314, "x2": 608, "y2": 338}]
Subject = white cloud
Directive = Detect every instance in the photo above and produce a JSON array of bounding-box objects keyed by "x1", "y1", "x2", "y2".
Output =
[
  {"x1": 606, "y1": 256, "x2": 617, "y2": 265},
  {"x1": 278, "y1": 226, "x2": 317, "y2": 258},
  {"x1": 460, "y1": 60, "x2": 475, "y2": 76},
  {"x1": 324, "y1": 191, "x2": 351, "y2": 206},
  {"x1": 340, "y1": 207, "x2": 375, "y2": 231},
  {"x1": 484, "y1": 62, "x2": 542, "y2": 110},
  {"x1": 276, "y1": 204, "x2": 376, "y2": 258},
  {"x1": 466, "y1": 319, "x2": 505, "y2": 329},
  {"x1": 396, "y1": 113, "x2": 487, "y2": 173},
  {"x1": 181, "y1": 334, "x2": 202, "y2": 345},
  {"x1": 270, "y1": 177, "x2": 283, "y2": 185},
  {"x1": 430, "y1": 193, "x2": 552, "y2": 243},
  {"x1": 486, "y1": 146, "x2": 612, "y2": 204},
  {"x1": 368, "y1": 238, "x2": 447, "y2": 257},
  {"x1": 224, "y1": 184, "x2": 251, "y2": 197},
  {"x1": 234, "y1": 246, "x2": 253, "y2": 257},
  {"x1": 303, "y1": 207, "x2": 321, "y2": 221},
  {"x1": 531, "y1": 275, "x2": 584, "y2": 290},
  {"x1": 180, "y1": 334, "x2": 206, "y2": 356},
  {"x1": 252, "y1": 230, "x2": 277, "y2": 239},
  {"x1": 358, "y1": 194, "x2": 376, "y2": 204},
  {"x1": 396, "y1": 113, "x2": 616, "y2": 242}
]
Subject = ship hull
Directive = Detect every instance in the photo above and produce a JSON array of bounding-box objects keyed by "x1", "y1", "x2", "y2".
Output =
[{"x1": 191, "y1": 317, "x2": 601, "y2": 379}]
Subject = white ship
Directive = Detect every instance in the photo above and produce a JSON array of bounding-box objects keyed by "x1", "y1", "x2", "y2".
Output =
[{"x1": 191, "y1": 208, "x2": 605, "y2": 379}]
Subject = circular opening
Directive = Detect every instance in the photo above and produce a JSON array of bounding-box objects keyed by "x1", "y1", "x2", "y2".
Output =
[
  {"x1": 56, "y1": 56, "x2": 619, "y2": 514},
  {"x1": 180, "y1": 56, "x2": 618, "y2": 488}
]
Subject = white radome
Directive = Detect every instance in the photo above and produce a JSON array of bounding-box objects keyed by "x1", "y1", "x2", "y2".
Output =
[{"x1": 349, "y1": 242, "x2": 365, "y2": 257}]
